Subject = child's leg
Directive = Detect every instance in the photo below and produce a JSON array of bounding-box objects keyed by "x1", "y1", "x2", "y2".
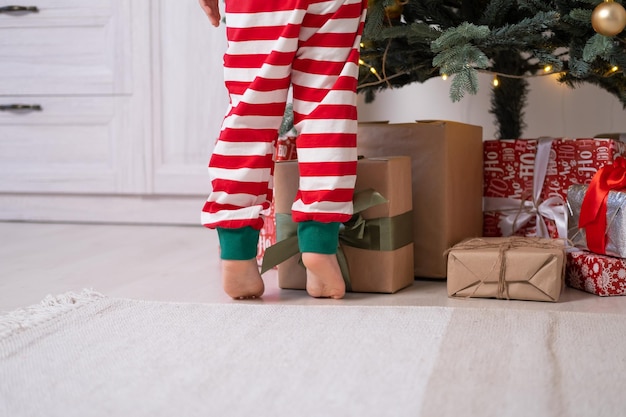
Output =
[
  {"x1": 299, "y1": 222, "x2": 345, "y2": 299},
  {"x1": 202, "y1": 1, "x2": 306, "y2": 298},
  {"x1": 292, "y1": 0, "x2": 368, "y2": 298},
  {"x1": 216, "y1": 227, "x2": 265, "y2": 299}
]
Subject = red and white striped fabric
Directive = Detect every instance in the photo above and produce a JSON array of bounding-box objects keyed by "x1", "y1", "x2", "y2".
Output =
[{"x1": 202, "y1": 0, "x2": 367, "y2": 230}]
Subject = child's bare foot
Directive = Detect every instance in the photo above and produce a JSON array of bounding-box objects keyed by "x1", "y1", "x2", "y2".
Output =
[
  {"x1": 221, "y1": 259, "x2": 264, "y2": 300},
  {"x1": 301, "y1": 252, "x2": 345, "y2": 299}
]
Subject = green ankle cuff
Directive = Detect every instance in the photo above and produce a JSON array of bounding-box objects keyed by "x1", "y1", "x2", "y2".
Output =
[
  {"x1": 217, "y1": 227, "x2": 259, "y2": 260},
  {"x1": 297, "y1": 221, "x2": 341, "y2": 255}
]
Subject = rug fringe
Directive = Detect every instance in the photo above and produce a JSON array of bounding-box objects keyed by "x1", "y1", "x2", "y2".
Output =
[{"x1": 0, "y1": 289, "x2": 105, "y2": 340}]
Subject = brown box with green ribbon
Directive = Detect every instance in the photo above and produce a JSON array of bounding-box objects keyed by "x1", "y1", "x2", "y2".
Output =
[{"x1": 269, "y1": 156, "x2": 415, "y2": 293}]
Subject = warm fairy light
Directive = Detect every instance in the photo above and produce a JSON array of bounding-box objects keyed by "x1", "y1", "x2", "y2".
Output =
[
  {"x1": 357, "y1": 58, "x2": 381, "y2": 79},
  {"x1": 361, "y1": 63, "x2": 622, "y2": 91},
  {"x1": 360, "y1": 42, "x2": 364, "y2": 48}
]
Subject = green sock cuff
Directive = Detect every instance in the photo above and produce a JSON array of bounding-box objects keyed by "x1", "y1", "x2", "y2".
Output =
[
  {"x1": 217, "y1": 227, "x2": 259, "y2": 260},
  {"x1": 297, "y1": 221, "x2": 341, "y2": 254}
]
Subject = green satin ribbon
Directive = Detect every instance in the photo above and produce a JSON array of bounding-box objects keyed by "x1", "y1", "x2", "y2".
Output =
[
  {"x1": 340, "y1": 210, "x2": 414, "y2": 251},
  {"x1": 261, "y1": 189, "x2": 414, "y2": 292}
]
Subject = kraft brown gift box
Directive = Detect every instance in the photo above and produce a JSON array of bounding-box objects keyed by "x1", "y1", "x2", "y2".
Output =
[
  {"x1": 273, "y1": 156, "x2": 414, "y2": 293},
  {"x1": 357, "y1": 120, "x2": 483, "y2": 278},
  {"x1": 446, "y1": 237, "x2": 566, "y2": 302}
]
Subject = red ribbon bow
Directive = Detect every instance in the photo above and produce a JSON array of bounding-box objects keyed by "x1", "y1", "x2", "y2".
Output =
[{"x1": 579, "y1": 157, "x2": 626, "y2": 254}]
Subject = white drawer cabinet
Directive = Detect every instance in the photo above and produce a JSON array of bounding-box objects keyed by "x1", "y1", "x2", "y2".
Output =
[
  {"x1": 0, "y1": 0, "x2": 151, "y2": 198},
  {"x1": 0, "y1": 0, "x2": 132, "y2": 95},
  {"x1": 151, "y1": 0, "x2": 227, "y2": 195},
  {"x1": 0, "y1": 0, "x2": 227, "y2": 223},
  {"x1": 0, "y1": 96, "x2": 145, "y2": 193}
]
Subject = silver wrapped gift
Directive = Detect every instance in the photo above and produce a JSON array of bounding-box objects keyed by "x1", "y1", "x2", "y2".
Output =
[{"x1": 568, "y1": 184, "x2": 626, "y2": 257}]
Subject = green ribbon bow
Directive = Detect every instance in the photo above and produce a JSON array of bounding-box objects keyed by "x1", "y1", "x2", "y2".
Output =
[{"x1": 261, "y1": 189, "x2": 413, "y2": 291}]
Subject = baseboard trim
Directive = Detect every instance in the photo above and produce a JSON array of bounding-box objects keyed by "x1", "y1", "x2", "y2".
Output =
[{"x1": 0, "y1": 193, "x2": 206, "y2": 225}]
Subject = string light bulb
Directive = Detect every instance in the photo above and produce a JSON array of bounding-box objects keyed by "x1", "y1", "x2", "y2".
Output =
[
  {"x1": 492, "y1": 76, "x2": 499, "y2": 87},
  {"x1": 356, "y1": 58, "x2": 382, "y2": 82},
  {"x1": 611, "y1": 66, "x2": 619, "y2": 73},
  {"x1": 544, "y1": 65, "x2": 553, "y2": 73},
  {"x1": 442, "y1": 74, "x2": 448, "y2": 81}
]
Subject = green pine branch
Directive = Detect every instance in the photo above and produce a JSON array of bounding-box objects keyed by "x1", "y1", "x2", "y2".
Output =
[{"x1": 358, "y1": 0, "x2": 626, "y2": 133}]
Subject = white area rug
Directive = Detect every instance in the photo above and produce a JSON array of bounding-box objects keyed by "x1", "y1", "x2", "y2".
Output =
[{"x1": 1, "y1": 290, "x2": 624, "y2": 417}]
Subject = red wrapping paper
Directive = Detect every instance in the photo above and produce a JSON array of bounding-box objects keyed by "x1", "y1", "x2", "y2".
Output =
[
  {"x1": 567, "y1": 250, "x2": 626, "y2": 296},
  {"x1": 257, "y1": 135, "x2": 298, "y2": 266},
  {"x1": 483, "y1": 138, "x2": 626, "y2": 238},
  {"x1": 276, "y1": 134, "x2": 298, "y2": 161}
]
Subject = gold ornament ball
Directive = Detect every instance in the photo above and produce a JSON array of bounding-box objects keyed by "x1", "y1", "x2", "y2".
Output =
[{"x1": 591, "y1": 0, "x2": 626, "y2": 37}]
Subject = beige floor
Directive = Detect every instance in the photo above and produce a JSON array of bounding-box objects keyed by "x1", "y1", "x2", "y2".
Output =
[{"x1": 2, "y1": 221, "x2": 626, "y2": 314}]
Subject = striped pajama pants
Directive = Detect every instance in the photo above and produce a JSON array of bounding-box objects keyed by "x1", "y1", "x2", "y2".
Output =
[{"x1": 201, "y1": 0, "x2": 367, "y2": 239}]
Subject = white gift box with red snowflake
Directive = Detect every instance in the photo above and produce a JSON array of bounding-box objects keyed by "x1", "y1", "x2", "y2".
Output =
[{"x1": 567, "y1": 251, "x2": 626, "y2": 296}]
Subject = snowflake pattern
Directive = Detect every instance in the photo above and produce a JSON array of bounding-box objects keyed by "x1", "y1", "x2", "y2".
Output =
[{"x1": 567, "y1": 251, "x2": 626, "y2": 296}]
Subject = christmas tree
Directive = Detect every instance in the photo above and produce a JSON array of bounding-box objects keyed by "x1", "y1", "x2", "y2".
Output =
[{"x1": 359, "y1": 0, "x2": 626, "y2": 139}]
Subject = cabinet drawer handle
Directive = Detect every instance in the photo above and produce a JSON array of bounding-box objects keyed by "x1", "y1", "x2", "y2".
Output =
[
  {"x1": 0, "y1": 6, "x2": 39, "y2": 13},
  {"x1": 0, "y1": 104, "x2": 43, "y2": 111}
]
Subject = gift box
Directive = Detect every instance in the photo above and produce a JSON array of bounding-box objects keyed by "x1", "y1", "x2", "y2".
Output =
[
  {"x1": 256, "y1": 135, "x2": 298, "y2": 266},
  {"x1": 357, "y1": 120, "x2": 483, "y2": 278},
  {"x1": 276, "y1": 134, "x2": 298, "y2": 161},
  {"x1": 567, "y1": 163, "x2": 626, "y2": 258},
  {"x1": 446, "y1": 237, "x2": 566, "y2": 302},
  {"x1": 566, "y1": 250, "x2": 626, "y2": 296},
  {"x1": 595, "y1": 133, "x2": 626, "y2": 142},
  {"x1": 483, "y1": 137, "x2": 626, "y2": 239},
  {"x1": 271, "y1": 156, "x2": 415, "y2": 293},
  {"x1": 257, "y1": 201, "x2": 276, "y2": 266}
]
